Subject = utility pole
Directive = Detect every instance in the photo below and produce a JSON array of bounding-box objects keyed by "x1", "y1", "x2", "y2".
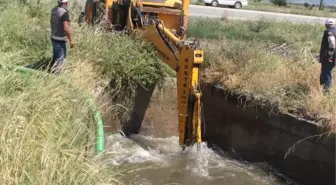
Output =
[{"x1": 319, "y1": 0, "x2": 324, "y2": 10}]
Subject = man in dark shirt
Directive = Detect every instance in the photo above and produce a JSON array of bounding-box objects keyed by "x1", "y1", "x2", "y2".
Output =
[
  {"x1": 319, "y1": 18, "x2": 336, "y2": 92},
  {"x1": 49, "y1": 0, "x2": 75, "y2": 74}
]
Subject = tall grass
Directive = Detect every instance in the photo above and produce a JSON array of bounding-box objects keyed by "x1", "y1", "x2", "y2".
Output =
[
  {"x1": 0, "y1": 2, "x2": 51, "y2": 65},
  {"x1": 188, "y1": 18, "x2": 335, "y2": 129},
  {"x1": 187, "y1": 18, "x2": 324, "y2": 52},
  {"x1": 244, "y1": 2, "x2": 336, "y2": 18},
  {"x1": 0, "y1": 1, "x2": 125, "y2": 182},
  {"x1": 0, "y1": 0, "x2": 167, "y2": 184},
  {"x1": 0, "y1": 70, "x2": 124, "y2": 184}
]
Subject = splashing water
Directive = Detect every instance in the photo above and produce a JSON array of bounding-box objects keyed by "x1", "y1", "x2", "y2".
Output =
[{"x1": 104, "y1": 134, "x2": 298, "y2": 185}]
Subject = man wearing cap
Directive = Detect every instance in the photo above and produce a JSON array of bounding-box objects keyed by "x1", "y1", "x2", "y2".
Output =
[
  {"x1": 319, "y1": 18, "x2": 336, "y2": 92},
  {"x1": 49, "y1": 0, "x2": 75, "y2": 74}
]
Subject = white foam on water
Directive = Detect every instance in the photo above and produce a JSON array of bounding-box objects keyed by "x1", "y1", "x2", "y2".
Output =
[
  {"x1": 130, "y1": 135, "x2": 182, "y2": 155},
  {"x1": 104, "y1": 134, "x2": 165, "y2": 166},
  {"x1": 105, "y1": 133, "x2": 297, "y2": 185}
]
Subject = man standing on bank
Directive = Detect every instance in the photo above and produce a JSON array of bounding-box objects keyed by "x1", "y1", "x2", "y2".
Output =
[
  {"x1": 319, "y1": 18, "x2": 336, "y2": 93},
  {"x1": 50, "y1": 0, "x2": 75, "y2": 74}
]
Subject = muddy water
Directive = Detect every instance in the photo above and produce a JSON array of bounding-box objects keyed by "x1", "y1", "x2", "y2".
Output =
[{"x1": 105, "y1": 134, "x2": 299, "y2": 185}]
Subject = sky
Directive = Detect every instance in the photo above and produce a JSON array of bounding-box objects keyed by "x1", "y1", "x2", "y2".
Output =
[{"x1": 288, "y1": 0, "x2": 336, "y2": 6}]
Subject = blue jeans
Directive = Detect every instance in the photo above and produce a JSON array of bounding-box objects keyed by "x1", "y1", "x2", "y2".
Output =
[
  {"x1": 50, "y1": 40, "x2": 67, "y2": 74},
  {"x1": 320, "y1": 61, "x2": 335, "y2": 91}
]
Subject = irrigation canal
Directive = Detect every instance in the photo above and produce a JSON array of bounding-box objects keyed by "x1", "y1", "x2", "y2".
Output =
[{"x1": 104, "y1": 134, "x2": 300, "y2": 185}]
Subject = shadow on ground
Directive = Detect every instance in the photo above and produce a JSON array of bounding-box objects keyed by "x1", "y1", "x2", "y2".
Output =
[{"x1": 24, "y1": 57, "x2": 55, "y2": 72}]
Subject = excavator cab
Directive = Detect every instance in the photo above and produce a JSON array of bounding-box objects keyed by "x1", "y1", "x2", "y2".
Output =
[
  {"x1": 83, "y1": 0, "x2": 204, "y2": 149},
  {"x1": 84, "y1": 0, "x2": 188, "y2": 35}
]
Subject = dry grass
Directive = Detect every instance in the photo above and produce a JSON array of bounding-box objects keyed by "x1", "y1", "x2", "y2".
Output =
[
  {"x1": 0, "y1": 0, "x2": 167, "y2": 184},
  {"x1": 191, "y1": 1, "x2": 336, "y2": 18},
  {"x1": 0, "y1": 69, "x2": 125, "y2": 184},
  {"x1": 0, "y1": 1, "x2": 125, "y2": 183},
  {"x1": 245, "y1": 2, "x2": 336, "y2": 18},
  {"x1": 188, "y1": 18, "x2": 336, "y2": 130},
  {"x1": 187, "y1": 17, "x2": 324, "y2": 52}
]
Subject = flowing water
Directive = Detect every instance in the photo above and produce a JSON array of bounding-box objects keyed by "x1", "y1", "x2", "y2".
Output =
[{"x1": 104, "y1": 134, "x2": 299, "y2": 185}]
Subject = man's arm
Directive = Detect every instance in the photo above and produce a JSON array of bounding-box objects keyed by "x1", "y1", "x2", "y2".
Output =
[
  {"x1": 62, "y1": 12, "x2": 75, "y2": 48},
  {"x1": 327, "y1": 31, "x2": 335, "y2": 61},
  {"x1": 319, "y1": 33, "x2": 325, "y2": 63}
]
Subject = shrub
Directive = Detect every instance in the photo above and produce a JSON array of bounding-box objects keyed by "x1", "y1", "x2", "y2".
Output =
[
  {"x1": 304, "y1": 2, "x2": 310, "y2": 8},
  {"x1": 270, "y1": 0, "x2": 287, "y2": 6}
]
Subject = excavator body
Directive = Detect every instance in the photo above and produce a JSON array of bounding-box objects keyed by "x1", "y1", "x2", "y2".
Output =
[{"x1": 83, "y1": 0, "x2": 204, "y2": 148}]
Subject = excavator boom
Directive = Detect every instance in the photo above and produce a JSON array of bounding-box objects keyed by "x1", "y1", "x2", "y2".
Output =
[{"x1": 83, "y1": 0, "x2": 203, "y2": 147}]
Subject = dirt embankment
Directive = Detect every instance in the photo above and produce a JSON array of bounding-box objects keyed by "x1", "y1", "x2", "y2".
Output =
[{"x1": 98, "y1": 78, "x2": 179, "y2": 137}]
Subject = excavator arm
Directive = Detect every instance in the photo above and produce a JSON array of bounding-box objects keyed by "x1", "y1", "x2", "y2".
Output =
[
  {"x1": 139, "y1": 20, "x2": 204, "y2": 147},
  {"x1": 83, "y1": 0, "x2": 204, "y2": 147}
]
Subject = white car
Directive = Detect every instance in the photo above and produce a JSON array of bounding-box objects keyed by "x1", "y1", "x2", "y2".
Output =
[{"x1": 201, "y1": 0, "x2": 248, "y2": 8}]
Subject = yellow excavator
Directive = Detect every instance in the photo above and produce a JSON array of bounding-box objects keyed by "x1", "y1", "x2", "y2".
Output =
[{"x1": 83, "y1": 0, "x2": 204, "y2": 148}]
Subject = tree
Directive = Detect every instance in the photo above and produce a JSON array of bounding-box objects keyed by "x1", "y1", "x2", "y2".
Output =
[
  {"x1": 304, "y1": 2, "x2": 310, "y2": 8},
  {"x1": 270, "y1": 0, "x2": 287, "y2": 6},
  {"x1": 319, "y1": 0, "x2": 324, "y2": 10},
  {"x1": 304, "y1": 2, "x2": 314, "y2": 9}
]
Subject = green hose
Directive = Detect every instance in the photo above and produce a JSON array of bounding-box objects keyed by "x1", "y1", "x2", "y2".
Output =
[{"x1": 0, "y1": 64, "x2": 105, "y2": 154}]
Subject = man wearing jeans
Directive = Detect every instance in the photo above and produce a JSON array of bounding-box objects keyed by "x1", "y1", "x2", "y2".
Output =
[
  {"x1": 50, "y1": 0, "x2": 75, "y2": 74},
  {"x1": 319, "y1": 18, "x2": 336, "y2": 93}
]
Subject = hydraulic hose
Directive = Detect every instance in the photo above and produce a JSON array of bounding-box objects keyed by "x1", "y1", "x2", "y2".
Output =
[{"x1": 0, "y1": 64, "x2": 105, "y2": 154}]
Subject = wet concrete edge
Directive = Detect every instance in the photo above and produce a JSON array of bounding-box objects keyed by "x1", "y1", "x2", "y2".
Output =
[{"x1": 200, "y1": 83, "x2": 335, "y2": 185}]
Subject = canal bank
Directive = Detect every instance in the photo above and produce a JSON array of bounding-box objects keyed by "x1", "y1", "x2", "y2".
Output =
[
  {"x1": 98, "y1": 77, "x2": 335, "y2": 185},
  {"x1": 201, "y1": 83, "x2": 335, "y2": 185}
]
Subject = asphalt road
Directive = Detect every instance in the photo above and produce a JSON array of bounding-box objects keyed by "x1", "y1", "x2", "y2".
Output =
[{"x1": 189, "y1": 4, "x2": 330, "y2": 24}]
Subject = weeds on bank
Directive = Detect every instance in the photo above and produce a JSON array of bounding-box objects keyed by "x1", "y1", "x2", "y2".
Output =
[
  {"x1": 0, "y1": 3, "x2": 51, "y2": 65},
  {"x1": 245, "y1": 2, "x2": 336, "y2": 18},
  {"x1": 0, "y1": 0, "x2": 167, "y2": 91},
  {"x1": 0, "y1": 0, "x2": 167, "y2": 184},
  {"x1": 188, "y1": 18, "x2": 335, "y2": 129},
  {"x1": 0, "y1": 70, "x2": 123, "y2": 184},
  {"x1": 191, "y1": 1, "x2": 336, "y2": 18},
  {"x1": 0, "y1": 0, "x2": 168, "y2": 99},
  {"x1": 70, "y1": 25, "x2": 166, "y2": 92},
  {"x1": 187, "y1": 18, "x2": 324, "y2": 52},
  {"x1": 0, "y1": 5, "x2": 110, "y2": 183}
]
